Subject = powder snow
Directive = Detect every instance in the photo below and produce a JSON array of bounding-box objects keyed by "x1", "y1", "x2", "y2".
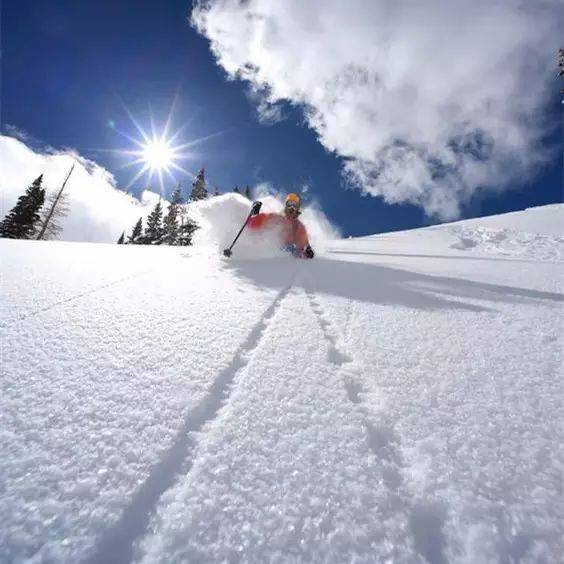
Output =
[{"x1": 1, "y1": 200, "x2": 563, "y2": 563}]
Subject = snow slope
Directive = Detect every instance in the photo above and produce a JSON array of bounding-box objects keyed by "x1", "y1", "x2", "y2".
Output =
[
  {"x1": 1, "y1": 203, "x2": 563, "y2": 563},
  {"x1": 331, "y1": 204, "x2": 564, "y2": 264}
]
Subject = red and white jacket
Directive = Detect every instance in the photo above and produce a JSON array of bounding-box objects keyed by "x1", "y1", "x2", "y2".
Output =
[{"x1": 248, "y1": 213, "x2": 310, "y2": 255}]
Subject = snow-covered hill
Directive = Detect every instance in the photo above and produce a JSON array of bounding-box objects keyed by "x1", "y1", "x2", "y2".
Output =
[{"x1": 1, "y1": 203, "x2": 563, "y2": 563}]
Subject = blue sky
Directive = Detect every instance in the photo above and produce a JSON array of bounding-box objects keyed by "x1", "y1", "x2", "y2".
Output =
[{"x1": 2, "y1": 0, "x2": 562, "y2": 237}]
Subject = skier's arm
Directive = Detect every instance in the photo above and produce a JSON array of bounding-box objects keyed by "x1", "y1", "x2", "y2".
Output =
[
  {"x1": 248, "y1": 212, "x2": 274, "y2": 229},
  {"x1": 295, "y1": 223, "x2": 310, "y2": 249},
  {"x1": 296, "y1": 223, "x2": 314, "y2": 258}
]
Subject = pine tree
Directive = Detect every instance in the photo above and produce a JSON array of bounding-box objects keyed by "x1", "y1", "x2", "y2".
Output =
[
  {"x1": 36, "y1": 163, "x2": 74, "y2": 240},
  {"x1": 175, "y1": 187, "x2": 199, "y2": 245},
  {"x1": 117, "y1": 232, "x2": 125, "y2": 244},
  {"x1": 128, "y1": 217, "x2": 143, "y2": 244},
  {"x1": 162, "y1": 208, "x2": 178, "y2": 245},
  {"x1": 0, "y1": 175, "x2": 45, "y2": 239},
  {"x1": 559, "y1": 48, "x2": 564, "y2": 94},
  {"x1": 169, "y1": 186, "x2": 184, "y2": 209},
  {"x1": 177, "y1": 215, "x2": 199, "y2": 246},
  {"x1": 190, "y1": 168, "x2": 208, "y2": 201},
  {"x1": 161, "y1": 187, "x2": 183, "y2": 245},
  {"x1": 37, "y1": 190, "x2": 70, "y2": 240},
  {"x1": 214, "y1": 188, "x2": 220, "y2": 197},
  {"x1": 245, "y1": 185, "x2": 252, "y2": 200},
  {"x1": 233, "y1": 186, "x2": 240, "y2": 194},
  {"x1": 144, "y1": 200, "x2": 164, "y2": 244}
]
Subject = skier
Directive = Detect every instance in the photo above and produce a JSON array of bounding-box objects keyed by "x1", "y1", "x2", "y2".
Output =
[{"x1": 248, "y1": 193, "x2": 315, "y2": 258}]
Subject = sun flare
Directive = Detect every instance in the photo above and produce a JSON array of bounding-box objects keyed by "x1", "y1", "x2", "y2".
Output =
[
  {"x1": 142, "y1": 139, "x2": 175, "y2": 171},
  {"x1": 103, "y1": 93, "x2": 226, "y2": 194}
]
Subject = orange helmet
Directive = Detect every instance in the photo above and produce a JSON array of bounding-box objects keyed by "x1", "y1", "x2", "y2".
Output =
[
  {"x1": 284, "y1": 193, "x2": 301, "y2": 217},
  {"x1": 285, "y1": 193, "x2": 301, "y2": 208}
]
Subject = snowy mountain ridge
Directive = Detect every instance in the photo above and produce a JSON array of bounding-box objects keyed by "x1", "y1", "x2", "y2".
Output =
[{"x1": 1, "y1": 201, "x2": 563, "y2": 563}]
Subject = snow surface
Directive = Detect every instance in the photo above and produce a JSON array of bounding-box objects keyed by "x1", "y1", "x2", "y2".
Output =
[{"x1": 1, "y1": 202, "x2": 563, "y2": 563}]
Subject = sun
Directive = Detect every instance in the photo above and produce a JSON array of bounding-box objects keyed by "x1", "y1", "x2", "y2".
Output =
[
  {"x1": 118, "y1": 132, "x2": 185, "y2": 194},
  {"x1": 102, "y1": 93, "x2": 227, "y2": 195},
  {"x1": 142, "y1": 138, "x2": 176, "y2": 171}
]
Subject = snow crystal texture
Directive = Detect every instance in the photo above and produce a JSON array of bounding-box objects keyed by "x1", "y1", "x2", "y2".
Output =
[{"x1": 1, "y1": 203, "x2": 563, "y2": 563}]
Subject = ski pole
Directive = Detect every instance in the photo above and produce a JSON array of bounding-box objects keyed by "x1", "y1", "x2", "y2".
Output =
[{"x1": 223, "y1": 201, "x2": 261, "y2": 257}]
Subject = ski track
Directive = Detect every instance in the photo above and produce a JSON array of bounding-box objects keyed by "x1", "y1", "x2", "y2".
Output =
[
  {"x1": 83, "y1": 277, "x2": 296, "y2": 564},
  {"x1": 135, "y1": 283, "x2": 414, "y2": 563},
  {"x1": 14, "y1": 269, "x2": 153, "y2": 323},
  {"x1": 304, "y1": 274, "x2": 448, "y2": 564},
  {"x1": 3, "y1": 220, "x2": 562, "y2": 563},
  {"x1": 327, "y1": 248, "x2": 560, "y2": 265}
]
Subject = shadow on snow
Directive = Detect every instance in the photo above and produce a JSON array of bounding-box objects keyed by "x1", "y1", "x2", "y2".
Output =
[{"x1": 223, "y1": 256, "x2": 563, "y2": 313}]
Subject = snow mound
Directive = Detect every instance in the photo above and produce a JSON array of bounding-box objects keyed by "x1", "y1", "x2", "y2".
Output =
[
  {"x1": 443, "y1": 204, "x2": 564, "y2": 261},
  {"x1": 448, "y1": 225, "x2": 564, "y2": 261},
  {"x1": 445, "y1": 204, "x2": 564, "y2": 237}
]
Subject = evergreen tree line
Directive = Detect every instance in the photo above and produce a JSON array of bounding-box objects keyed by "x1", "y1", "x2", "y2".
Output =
[
  {"x1": 1, "y1": 166, "x2": 253, "y2": 244},
  {"x1": 0, "y1": 173, "x2": 71, "y2": 240},
  {"x1": 118, "y1": 168, "x2": 254, "y2": 246},
  {"x1": 189, "y1": 167, "x2": 253, "y2": 201},
  {"x1": 120, "y1": 187, "x2": 199, "y2": 246}
]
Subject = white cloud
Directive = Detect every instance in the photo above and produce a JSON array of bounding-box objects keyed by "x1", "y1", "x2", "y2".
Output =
[
  {"x1": 0, "y1": 135, "x2": 164, "y2": 243},
  {"x1": 246, "y1": 88, "x2": 287, "y2": 125},
  {"x1": 192, "y1": 0, "x2": 562, "y2": 219}
]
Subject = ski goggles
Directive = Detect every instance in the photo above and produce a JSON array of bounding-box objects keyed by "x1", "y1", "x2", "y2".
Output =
[{"x1": 285, "y1": 201, "x2": 300, "y2": 211}]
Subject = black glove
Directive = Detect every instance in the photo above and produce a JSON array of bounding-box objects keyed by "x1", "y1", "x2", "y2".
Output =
[
  {"x1": 251, "y1": 201, "x2": 262, "y2": 216},
  {"x1": 304, "y1": 245, "x2": 315, "y2": 259}
]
